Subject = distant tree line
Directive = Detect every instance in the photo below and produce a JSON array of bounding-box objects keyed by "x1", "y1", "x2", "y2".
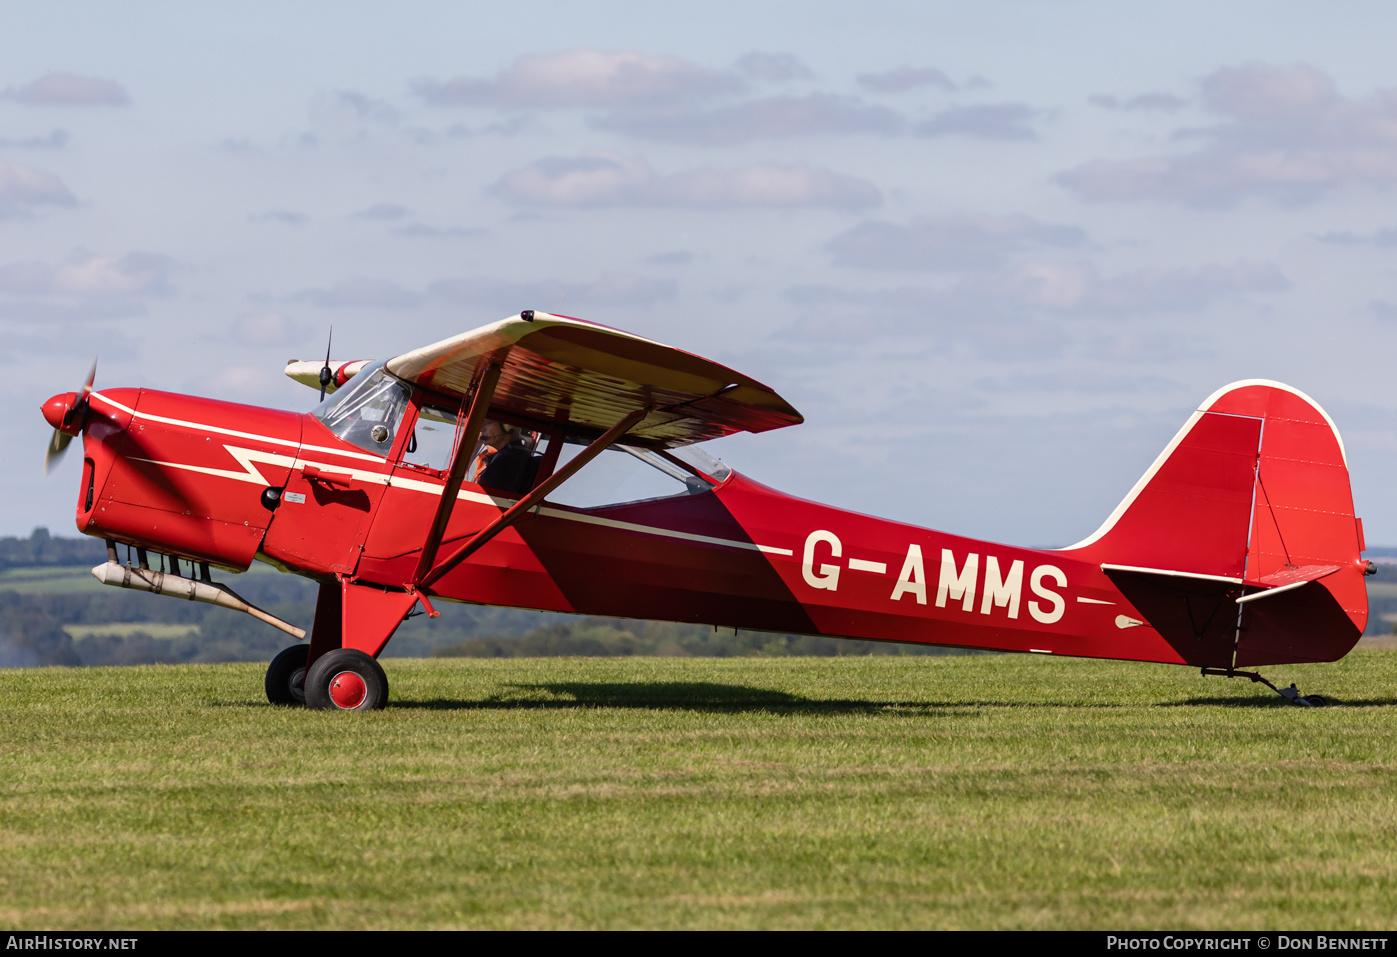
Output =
[
  {"x1": 0, "y1": 527, "x2": 107, "y2": 571},
  {"x1": 0, "y1": 530, "x2": 967, "y2": 667},
  {"x1": 15, "y1": 529, "x2": 1391, "y2": 666}
]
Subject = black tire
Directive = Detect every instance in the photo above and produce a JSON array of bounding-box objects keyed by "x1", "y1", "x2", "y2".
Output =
[
  {"x1": 265, "y1": 644, "x2": 310, "y2": 706},
  {"x1": 304, "y1": 648, "x2": 389, "y2": 711},
  {"x1": 1304, "y1": 694, "x2": 1330, "y2": 708}
]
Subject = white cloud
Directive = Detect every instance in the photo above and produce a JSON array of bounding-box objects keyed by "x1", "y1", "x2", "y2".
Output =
[
  {"x1": 413, "y1": 49, "x2": 741, "y2": 109},
  {"x1": 857, "y1": 67, "x2": 956, "y2": 94},
  {"x1": 493, "y1": 155, "x2": 650, "y2": 206},
  {"x1": 591, "y1": 93, "x2": 903, "y2": 144},
  {"x1": 0, "y1": 162, "x2": 74, "y2": 215},
  {"x1": 353, "y1": 203, "x2": 410, "y2": 221},
  {"x1": 307, "y1": 90, "x2": 400, "y2": 138},
  {"x1": 734, "y1": 52, "x2": 813, "y2": 83},
  {"x1": 2, "y1": 73, "x2": 130, "y2": 106},
  {"x1": 1014, "y1": 259, "x2": 1287, "y2": 314},
  {"x1": 826, "y1": 214, "x2": 1086, "y2": 270},
  {"x1": 53, "y1": 256, "x2": 171, "y2": 295},
  {"x1": 1315, "y1": 227, "x2": 1397, "y2": 246},
  {"x1": 658, "y1": 165, "x2": 880, "y2": 208},
  {"x1": 0, "y1": 253, "x2": 175, "y2": 297},
  {"x1": 1060, "y1": 63, "x2": 1397, "y2": 206},
  {"x1": 492, "y1": 154, "x2": 880, "y2": 209},
  {"x1": 0, "y1": 253, "x2": 175, "y2": 332},
  {"x1": 322, "y1": 90, "x2": 398, "y2": 123},
  {"x1": 0, "y1": 130, "x2": 68, "y2": 150},
  {"x1": 249, "y1": 210, "x2": 307, "y2": 226},
  {"x1": 1088, "y1": 93, "x2": 1187, "y2": 112},
  {"x1": 1371, "y1": 300, "x2": 1397, "y2": 321},
  {"x1": 917, "y1": 103, "x2": 1040, "y2": 140}
]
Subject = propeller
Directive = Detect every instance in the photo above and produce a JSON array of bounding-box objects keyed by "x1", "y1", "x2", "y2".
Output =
[
  {"x1": 318, "y1": 326, "x2": 334, "y2": 401},
  {"x1": 43, "y1": 359, "x2": 96, "y2": 474}
]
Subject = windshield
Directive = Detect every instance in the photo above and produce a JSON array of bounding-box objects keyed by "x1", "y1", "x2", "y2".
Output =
[{"x1": 311, "y1": 362, "x2": 411, "y2": 455}]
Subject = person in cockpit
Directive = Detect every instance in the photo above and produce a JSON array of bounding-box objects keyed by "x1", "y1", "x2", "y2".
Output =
[{"x1": 474, "y1": 421, "x2": 539, "y2": 494}]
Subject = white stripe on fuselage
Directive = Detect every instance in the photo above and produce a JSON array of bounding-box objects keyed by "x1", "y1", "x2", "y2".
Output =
[
  {"x1": 92, "y1": 392, "x2": 388, "y2": 464},
  {"x1": 102, "y1": 395, "x2": 788, "y2": 557}
]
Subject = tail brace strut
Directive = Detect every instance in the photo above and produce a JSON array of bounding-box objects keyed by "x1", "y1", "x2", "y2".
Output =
[{"x1": 1200, "y1": 667, "x2": 1328, "y2": 707}]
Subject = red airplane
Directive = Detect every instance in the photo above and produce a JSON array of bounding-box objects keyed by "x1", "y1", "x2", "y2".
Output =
[{"x1": 41, "y1": 312, "x2": 1374, "y2": 710}]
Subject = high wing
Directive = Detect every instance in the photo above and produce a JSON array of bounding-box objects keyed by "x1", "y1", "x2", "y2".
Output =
[{"x1": 288, "y1": 313, "x2": 803, "y2": 446}]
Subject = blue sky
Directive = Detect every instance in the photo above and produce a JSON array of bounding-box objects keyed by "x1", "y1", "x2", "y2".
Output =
[{"x1": 6, "y1": 1, "x2": 1397, "y2": 547}]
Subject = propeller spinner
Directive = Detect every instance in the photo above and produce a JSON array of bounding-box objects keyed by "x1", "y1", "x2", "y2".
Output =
[{"x1": 41, "y1": 360, "x2": 96, "y2": 474}]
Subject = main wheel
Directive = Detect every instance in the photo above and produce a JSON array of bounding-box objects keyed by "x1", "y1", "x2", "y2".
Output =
[
  {"x1": 304, "y1": 648, "x2": 389, "y2": 711},
  {"x1": 1304, "y1": 694, "x2": 1330, "y2": 708},
  {"x1": 265, "y1": 644, "x2": 310, "y2": 706}
]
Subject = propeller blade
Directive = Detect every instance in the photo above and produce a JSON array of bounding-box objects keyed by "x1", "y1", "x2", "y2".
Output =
[
  {"x1": 319, "y1": 326, "x2": 334, "y2": 401},
  {"x1": 44, "y1": 430, "x2": 72, "y2": 475}
]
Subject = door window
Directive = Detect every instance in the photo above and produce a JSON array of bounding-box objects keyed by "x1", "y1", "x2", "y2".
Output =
[{"x1": 402, "y1": 403, "x2": 460, "y2": 472}]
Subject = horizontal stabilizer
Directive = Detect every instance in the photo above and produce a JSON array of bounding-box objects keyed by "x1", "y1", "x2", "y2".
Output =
[
  {"x1": 1236, "y1": 564, "x2": 1341, "y2": 604},
  {"x1": 1101, "y1": 563, "x2": 1242, "y2": 586}
]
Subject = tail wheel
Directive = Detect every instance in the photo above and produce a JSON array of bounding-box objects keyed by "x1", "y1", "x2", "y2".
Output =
[
  {"x1": 265, "y1": 644, "x2": 310, "y2": 706},
  {"x1": 304, "y1": 648, "x2": 389, "y2": 711}
]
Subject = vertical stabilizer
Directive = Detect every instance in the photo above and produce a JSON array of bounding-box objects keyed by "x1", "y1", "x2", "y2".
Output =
[{"x1": 1065, "y1": 380, "x2": 1367, "y2": 666}]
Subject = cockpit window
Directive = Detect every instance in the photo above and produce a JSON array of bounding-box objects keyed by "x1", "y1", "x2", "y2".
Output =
[
  {"x1": 311, "y1": 362, "x2": 411, "y2": 455},
  {"x1": 545, "y1": 442, "x2": 728, "y2": 509},
  {"x1": 402, "y1": 403, "x2": 460, "y2": 473},
  {"x1": 666, "y1": 445, "x2": 732, "y2": 484}
]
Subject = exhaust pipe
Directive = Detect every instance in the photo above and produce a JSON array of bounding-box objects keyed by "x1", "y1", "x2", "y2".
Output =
[{"x1": 90, "y1": 562, "x2": 307, "y2": 639}]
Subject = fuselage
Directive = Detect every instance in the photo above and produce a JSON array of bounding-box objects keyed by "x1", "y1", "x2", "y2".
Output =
[{"x1": 67, "y1": 382, "x2": 1367, "y2": 669}]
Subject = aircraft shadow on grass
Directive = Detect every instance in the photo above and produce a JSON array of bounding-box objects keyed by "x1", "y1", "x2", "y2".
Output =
[
  {"x1": 389, "y1": 683, "x2": 1397, "y2": 712},
  {"x1": 393, "y1": 681, "x2": 943, "y2": 715},
  {"x1": 390, "y1": 681, "x2": 1196, "y2": 713},
  {"x1": 1163, "y1": 695, "x2": 1397, "y2": 709}
]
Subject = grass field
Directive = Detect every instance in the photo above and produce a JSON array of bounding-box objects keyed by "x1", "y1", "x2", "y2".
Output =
[
  {"x1": 2, "y1": 652, "x2": 1396, "y2": 930},
  {"x1": 63, "y1": 623, "x2": 203, "y2": 640}
]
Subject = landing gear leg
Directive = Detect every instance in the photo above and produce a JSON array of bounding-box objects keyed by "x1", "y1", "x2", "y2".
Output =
[
  {"x1": 296, "y1": 579, "x2": 418, "y2": 711},
  {"x1": 1201, "y1": 667, "x2": 1330, "y2": 707}
]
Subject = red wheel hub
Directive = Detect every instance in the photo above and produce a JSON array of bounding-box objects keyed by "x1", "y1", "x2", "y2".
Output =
[{"x1": 328, "y1": 670, "x2": 368, "y2": 709}]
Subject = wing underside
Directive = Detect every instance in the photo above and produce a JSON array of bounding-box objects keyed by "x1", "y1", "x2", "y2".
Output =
[{"x1": 383, "y1": 314, "x2": 803, "y2": 446}]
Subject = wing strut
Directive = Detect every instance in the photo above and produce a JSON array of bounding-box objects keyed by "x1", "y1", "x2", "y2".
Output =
[
  {"x1": 418, "y1": 406, "x2": 649, "y2": 590},
  {"x1": 411, "y1": 358, "x2": 505, "y2": 587}
]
